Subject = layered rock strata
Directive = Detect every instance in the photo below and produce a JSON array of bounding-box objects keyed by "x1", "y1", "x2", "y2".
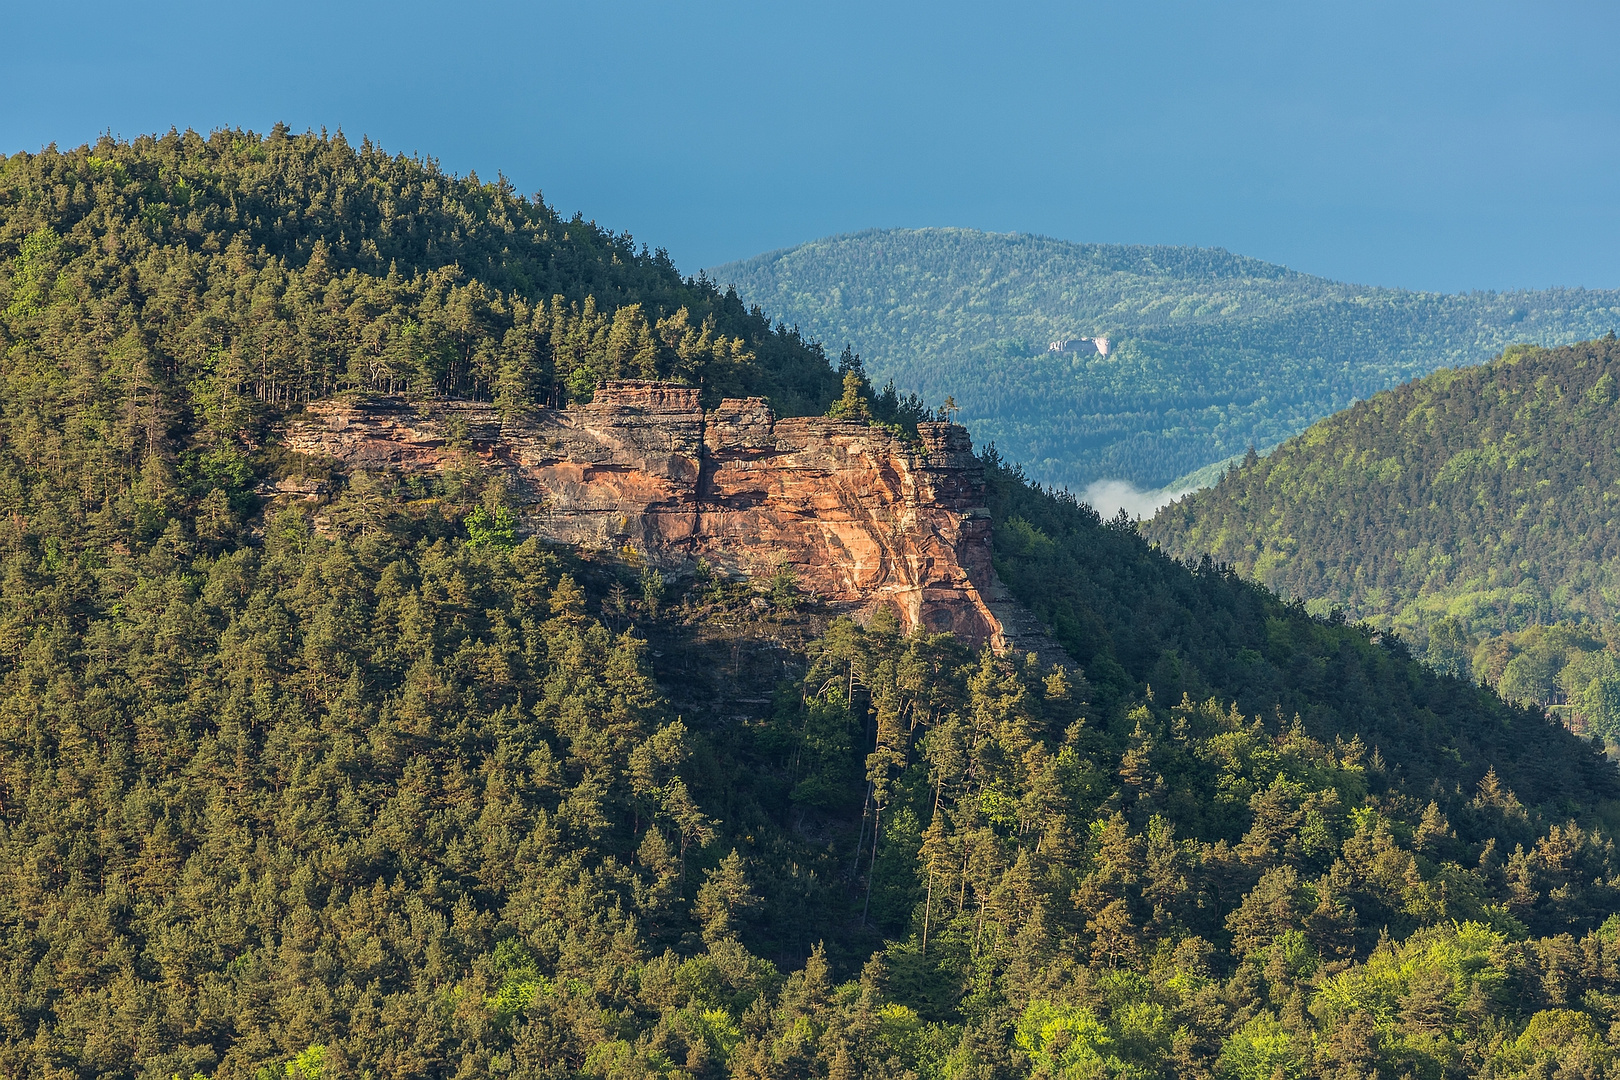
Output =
[{"x1": 285, "y1": 381, "x2": 1043, "y2": 652}]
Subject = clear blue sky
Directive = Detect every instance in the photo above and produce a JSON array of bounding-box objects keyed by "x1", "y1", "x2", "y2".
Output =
[{"x1": 6, "y1": 1, "x2": 1617, "y2": 292}]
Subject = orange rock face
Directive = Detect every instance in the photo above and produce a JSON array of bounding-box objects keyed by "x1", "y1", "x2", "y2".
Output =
[{"x1": 284, "y1": 381, "x2": 1008, "y2": 648}]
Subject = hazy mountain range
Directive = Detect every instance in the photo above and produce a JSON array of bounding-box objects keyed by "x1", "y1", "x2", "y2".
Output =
[{"x1": 711, "y1": 227, "x2": 1620, "y2": 492}]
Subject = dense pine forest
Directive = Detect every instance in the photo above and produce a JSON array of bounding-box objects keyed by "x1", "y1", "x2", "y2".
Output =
[
  {"x1": 0, "y1": 123, "x2": 843, "y2": 414},
  {"x1": 711, "y1": 228, "x2": 1620, "y2": 490},
  {"x1": 7, "y1": 129, "x2": 1620, "y2": 1078},
  {"x1": 1146, "y1": 338, "x2": 1620, "y2": 743}
]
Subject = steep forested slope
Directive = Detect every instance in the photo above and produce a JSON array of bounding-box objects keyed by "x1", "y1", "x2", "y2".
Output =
[
  {"x1": 1145, "y1": 339, "x2": 1620, "y2": 638},
  {"x1": 711, "y1": 228, "x2": 1620, "y2": 489},
  {"x1": 1145, "y1": 337, "x2": 1620, "y2": 743},
  {"x1": 4, "y1": 130, "x2": 1620, "y2": 1079}
]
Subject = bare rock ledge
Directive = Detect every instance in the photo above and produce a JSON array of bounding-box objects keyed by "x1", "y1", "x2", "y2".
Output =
[{"x1": 284, "y1": 380, "x2": 1072, "y2": 661}]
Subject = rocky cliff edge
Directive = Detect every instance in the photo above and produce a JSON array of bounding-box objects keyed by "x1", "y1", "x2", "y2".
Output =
[{"x1": 284, "y1": 380, "x2": 1064, "y2": 657}]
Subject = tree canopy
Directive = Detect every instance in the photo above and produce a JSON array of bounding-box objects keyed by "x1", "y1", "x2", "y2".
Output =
[
  {"x1": 0, "y1": 125, "x2": 843, "y2": 418},
  {"x1": 3, "y1": 130, "x2": 1620, "y2": 1079},
  {"x1": 1146, "y1": 337, "x2": 1620, "y2": 740}
]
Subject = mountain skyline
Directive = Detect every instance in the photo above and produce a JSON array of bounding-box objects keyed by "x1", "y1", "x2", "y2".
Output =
[
  {"x1": 10, "y1": 4, "x2": 1620, "y2": 291},
  {"x1": 712, "y1": 227, "x2": 1620, "y2": 492}
]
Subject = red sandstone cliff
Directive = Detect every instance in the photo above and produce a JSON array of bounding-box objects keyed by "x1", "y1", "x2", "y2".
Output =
[{"x1": 285, "y1": 381, "x2": 1034, "y2": 652}]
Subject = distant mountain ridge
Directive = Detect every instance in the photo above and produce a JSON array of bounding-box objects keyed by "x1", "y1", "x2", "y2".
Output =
[{"x1": 711, "y1": 227, "x2": 1620, "y2": 489}]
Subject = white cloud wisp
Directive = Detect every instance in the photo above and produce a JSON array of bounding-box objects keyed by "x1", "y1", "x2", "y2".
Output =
[{"x1": 1080, "y1": 479, "x2": 1196, "y2": 522}]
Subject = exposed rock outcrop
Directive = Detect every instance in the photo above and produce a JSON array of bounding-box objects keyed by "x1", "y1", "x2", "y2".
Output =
[{"x1": 284, "y1": 381, "x2": 1061, "y2": 656}]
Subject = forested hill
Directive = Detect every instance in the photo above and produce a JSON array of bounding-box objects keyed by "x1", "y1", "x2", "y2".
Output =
[
  {"x1": 0, "y1": 124, "x2": 842, "y2": 415},
  {"x1": 7, "y1": 130, "x2": 1620, "y2": 1079},
  {"x1": 710, "y1": 228, "x2": 1620, "y2": 489},
  {"x1": 1144, "y1": 338, "x2": 1620, "y2": 638},
  {"x1": 1143, "y1": 338, "x2": 1620, "y2": 743}
]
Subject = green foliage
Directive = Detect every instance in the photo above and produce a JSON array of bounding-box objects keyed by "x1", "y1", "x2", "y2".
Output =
[
  {"x1": 1015, "y1": 1000, "x2": 1121, "y2": 1077},
  {"x1": 463, "y1": 502, "x2": 516, "y2": 548},
  {"x1": 769, "y1": 561, "x2": 801, "y2": 611},
  {"x1": 826, "y1": 371, "x2": 873, "y2": 420},
  {"x1": 713, "y1": 228, "x2": 1620, "y2": 488},
  {"x1": 1147, "y1": 339, "x2": 1620, "y2": 638},
  {"x1": 1146, "y1": 338, "x2": 1620, "y2": 739},
  {"x1": 1455, "y1": 622, "x2": 1620, "y2": 741},
  {"x1": 285, "y1": 1046, "x2": 325, "y2": 1080},
  {"x1": 1216, "y1": 1017, "x2": 1305, "y2": 1080},
  {"x1": 826, "y1": 344, "x2": 933, "y2": 437},
  {"x1": 0, "y1": 127, "x2": 843, "y2": 421},
  {"x1": 980, "y1": 447, "x2": 1616, "y2": 829},
  {"x1": 639, "y1": 564, "x2": 666, "y2": 614},
  {"x1": 7, "y1": 129, "x2": 1620, "y2": 1079}
]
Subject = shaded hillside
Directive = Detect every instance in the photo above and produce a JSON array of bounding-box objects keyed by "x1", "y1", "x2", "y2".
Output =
[
  {"x1": 1145, "y1": 338, "x2": 1620, "y2": 638},
  {"x1": 984, "y1": 453, "x2": 1616, "y2": 816},
  {"x1": 711, "y1": 228, "x2": 1620, "y2": 488},
  {"x1": 3, "y1": 130, "x2": 1620, "y2": 1079}
]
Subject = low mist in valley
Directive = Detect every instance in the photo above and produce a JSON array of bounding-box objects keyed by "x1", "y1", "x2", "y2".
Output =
[{"x1": 1080, "y1": 477, "x2": 1194, "y2": 521}]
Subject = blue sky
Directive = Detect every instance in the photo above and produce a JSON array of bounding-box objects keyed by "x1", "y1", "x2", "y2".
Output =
[{"x1": 5, "y1": 1, "x2": 1617, "y2": 292}]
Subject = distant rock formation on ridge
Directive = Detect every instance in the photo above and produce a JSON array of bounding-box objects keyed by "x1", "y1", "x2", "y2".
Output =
[{"x1": 1047, "y1": 335, "x2": 1110, "y2": 356}]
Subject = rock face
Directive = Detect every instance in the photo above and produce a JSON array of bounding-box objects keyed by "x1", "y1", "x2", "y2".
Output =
[{"x1": 285, "y1": 382, "x2": 1021, "y2": 649}]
